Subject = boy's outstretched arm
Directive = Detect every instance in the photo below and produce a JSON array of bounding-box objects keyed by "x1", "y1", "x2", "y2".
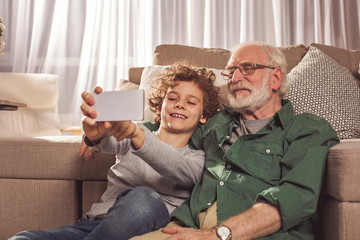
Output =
[{"x1": 107, "y1": 121, "x2": 145, "y2": 149}]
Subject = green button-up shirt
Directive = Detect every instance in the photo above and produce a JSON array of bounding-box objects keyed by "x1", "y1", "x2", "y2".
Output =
[{"x1": 170, "y1": 100, "x2": 339, "y2": 239}]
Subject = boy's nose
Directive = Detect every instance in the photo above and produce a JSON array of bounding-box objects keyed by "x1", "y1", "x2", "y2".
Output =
[{"x1": 175, "y1": 101, "x2": 185, "y2": 110}]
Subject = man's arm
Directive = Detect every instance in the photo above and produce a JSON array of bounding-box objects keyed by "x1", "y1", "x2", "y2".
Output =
[
  {"x1": 162, "y1": 201, "x2": 281, "y2": 240},
  {"x1": 220, "y1": 201, "x2": 281, "y2": 239}
]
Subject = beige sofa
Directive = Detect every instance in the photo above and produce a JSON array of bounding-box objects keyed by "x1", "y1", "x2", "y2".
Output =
[{"x1": 1, "y1": 43, "x2": 359, "y2": 240}]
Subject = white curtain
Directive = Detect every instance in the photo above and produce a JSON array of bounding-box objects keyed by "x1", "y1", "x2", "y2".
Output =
[{"x1": 0, "y1": 0, "x2": 359, "y2": 127}]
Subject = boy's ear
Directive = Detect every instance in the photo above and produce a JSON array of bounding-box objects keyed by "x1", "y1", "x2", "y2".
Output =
[
  {"x1": 199, "y1": 116, "x2": 207, "y2": 124},
  {"x1": 156, "y1": 106, "x2": 161, "y2": 115}
]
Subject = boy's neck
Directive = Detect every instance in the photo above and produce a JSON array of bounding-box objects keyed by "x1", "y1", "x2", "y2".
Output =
[{"x1": 156, "y1": 128, "x2": 193, "y2": 148}]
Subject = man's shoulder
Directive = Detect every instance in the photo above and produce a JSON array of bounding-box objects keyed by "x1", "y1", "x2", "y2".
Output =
[
  {"x1": 206, "y1": 109, "x2": 234, "y2": 126},
  {"x1": 141, "y1": 121, "x2": 159, "y2": 131},
  {"x1": 293, "y1": 112, "x2": 330, "y2": 125},
  {"x1": 289, "y1": 112, "x2": 339, "y2": 140}
]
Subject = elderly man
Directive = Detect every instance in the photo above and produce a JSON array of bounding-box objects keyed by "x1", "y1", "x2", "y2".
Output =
[{"x1": 132, "y1": 42, "x2": 339, "y2": 240}]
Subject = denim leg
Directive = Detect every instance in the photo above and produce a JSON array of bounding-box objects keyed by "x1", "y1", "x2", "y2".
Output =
[
  {"x1": 8, "y1": 218, "x2": 102, "y2": 240},
  {"x1": 85, "y1": 186, "x2": 170, "y2": 240}
]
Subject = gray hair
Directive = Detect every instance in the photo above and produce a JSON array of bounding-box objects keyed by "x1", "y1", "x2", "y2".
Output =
[{"x1": 231, "y1": 42, "x2": 290, "y2": 98}]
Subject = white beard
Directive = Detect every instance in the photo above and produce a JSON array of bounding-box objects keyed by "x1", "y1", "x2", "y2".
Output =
[{"x1": 227, "y1": 72, "x2": 271, "y2": 112}]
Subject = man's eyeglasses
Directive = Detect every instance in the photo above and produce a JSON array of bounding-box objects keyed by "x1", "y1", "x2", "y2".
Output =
[{"x1": 221, "y1": 61, "x2": 279, "y2": 81}]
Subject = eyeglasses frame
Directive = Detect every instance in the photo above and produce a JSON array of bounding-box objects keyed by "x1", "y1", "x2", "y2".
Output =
[{"x1": 221, "y1": 61, "x2": 279, "y2": 81}]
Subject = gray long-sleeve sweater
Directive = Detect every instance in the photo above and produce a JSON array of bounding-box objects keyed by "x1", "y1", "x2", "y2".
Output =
[{"x1": 86, "y1": 123, "x2": 205, "y2": 218}]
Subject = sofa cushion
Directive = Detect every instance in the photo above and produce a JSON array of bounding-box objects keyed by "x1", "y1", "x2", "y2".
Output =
[
  {"x1": 0, "y1": 179, "x2": 79, "y2": 239},
  {"x1": 0, "y1": 136, "x2": 114, "y2": 180},
  {"x1": 153, "y1": 44, "x2": 309, "y2": 78},
  {"x1": 0, "y1": 72, "x2": 61, "y2": 137},
  {"x1": 286, "y1": 46, "x2": 360, "y2": 139},
  {"x1": 128, "y1": 67, "x2": 145, "y2": 85},
  {"x1": 310, "y1": 43, "x2": 360, "y2": 80},
  {"x1": 277, "y1": 44, "x2": 308, "y2": 74},
  {"x1": 153, "y1": 44, "x2": 231, "y2": 69},
  {"x1": 320, "y1": 195, "x2": 360, "y2": 240},
  {"x1": 138, "y1": 65, "x2": 228, "y2": 122},
  {"x1": 115, "y1": 79, "x2": 140, "y2": 91},
  {"x1": 82, "y1": 181, "x2": 108, "y2": 218},
  {"x1": 324, "y1": 139, "x2": 360, "y2": 202}
]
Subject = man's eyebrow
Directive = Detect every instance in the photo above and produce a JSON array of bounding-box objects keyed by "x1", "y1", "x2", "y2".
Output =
[{"x1": 225, "y1": 65, "x2": 237, "y2": 70}]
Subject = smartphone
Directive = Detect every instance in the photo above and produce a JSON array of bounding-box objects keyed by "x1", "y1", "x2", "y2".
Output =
[{"x1": 92, "y1": 90, "x2": 144, "y2": 121}]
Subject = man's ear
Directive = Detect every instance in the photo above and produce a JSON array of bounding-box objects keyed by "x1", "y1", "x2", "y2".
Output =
[
  {"x1": 199, "y1": 116, "x2": 207, "y2": 124},
  {"x1": 271, "y1": 68, "x2": 283, "y2": 91}
]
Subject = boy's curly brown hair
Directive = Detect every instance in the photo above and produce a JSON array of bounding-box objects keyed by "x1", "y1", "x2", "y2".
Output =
[{"x1": 148, "y1": 62, "x2": 221, "y2": 125}]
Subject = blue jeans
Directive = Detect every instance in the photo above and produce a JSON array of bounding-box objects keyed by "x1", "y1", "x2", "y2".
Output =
[{"x1": 9, "y1": 186, "x2": 170, "y2": 240}]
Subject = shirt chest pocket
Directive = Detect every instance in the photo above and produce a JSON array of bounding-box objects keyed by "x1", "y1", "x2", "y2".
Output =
[{"x1": 246, "y1": 142, "x2": 283, "y2": 181}]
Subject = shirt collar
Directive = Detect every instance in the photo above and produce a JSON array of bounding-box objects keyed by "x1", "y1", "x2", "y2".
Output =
[
  {"x1": 223, "y1": 99, "x2": 294, "y2": 130},
  {"x1": 272, "y1": 99, "x2": 294, "y2": 130}
]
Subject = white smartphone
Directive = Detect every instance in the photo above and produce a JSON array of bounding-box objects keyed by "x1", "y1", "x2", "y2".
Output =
[{"x1": 92, "y1": 90, "x2": 144, "y2": 121}]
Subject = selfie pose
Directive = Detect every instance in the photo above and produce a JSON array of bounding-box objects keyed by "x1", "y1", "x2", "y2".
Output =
[{"x1": 9, "y1": 63, "x2": 221, "y2": 240}]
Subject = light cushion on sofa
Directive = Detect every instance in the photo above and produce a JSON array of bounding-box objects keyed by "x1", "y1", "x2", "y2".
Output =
[
  {"x1": 138, "y1": 65, "x2": 228, "y2": 122},
  {"x1": 0, "y1": 72, "x2": 61, "y2": 137},
  {"x1": 286, "y1": 46, "x2": 360, "y2": 139}
]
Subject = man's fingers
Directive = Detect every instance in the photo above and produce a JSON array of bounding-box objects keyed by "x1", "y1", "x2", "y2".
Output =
[{"x1": 162, "y1": 226, "x2": 183, "y2": 234}]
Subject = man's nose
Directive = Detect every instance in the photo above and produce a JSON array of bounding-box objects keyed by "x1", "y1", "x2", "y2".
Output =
[{"x1": 231, "y1": 68, "x2": 242, "y2": 84}]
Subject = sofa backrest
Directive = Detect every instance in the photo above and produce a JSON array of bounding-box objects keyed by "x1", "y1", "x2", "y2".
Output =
[{"x1": 128, "y1": 43, "x2": 360, "y2": 84}]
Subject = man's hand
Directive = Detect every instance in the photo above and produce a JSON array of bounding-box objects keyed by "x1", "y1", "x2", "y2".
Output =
[{"x1": 162, "y1": 226, "x2": 218, "y2": 240}]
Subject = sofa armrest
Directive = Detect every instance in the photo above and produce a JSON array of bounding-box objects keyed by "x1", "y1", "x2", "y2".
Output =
[{"x1": 323, "y1": 139, "x2": 360, "y2": 202}]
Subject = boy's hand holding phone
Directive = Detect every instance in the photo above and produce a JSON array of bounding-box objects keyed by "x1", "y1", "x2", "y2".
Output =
[
  {"x1": 81, "y1": 87, "x2": 145, "y2": 146},
  {"x1": 81, "y1": 87, "x2": 110, "y2": 141}
]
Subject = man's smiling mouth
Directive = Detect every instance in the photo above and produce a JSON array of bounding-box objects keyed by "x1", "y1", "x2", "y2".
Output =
[{"x1": 170, "y1": 113, "x2": 188, "y2": 119}]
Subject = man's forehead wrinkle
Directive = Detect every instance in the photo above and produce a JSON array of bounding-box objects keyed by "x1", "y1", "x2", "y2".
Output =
[{"x1": 231, "y1": 48, "x2": 268, "y2": 67}]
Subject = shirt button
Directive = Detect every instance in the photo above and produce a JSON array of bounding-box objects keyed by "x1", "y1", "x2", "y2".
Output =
[
  {"x1": 207, "y1": 202, "x2": 212, "y2": 206},
  {"x1": 219, "y1": 181, "x2": 224, "y2": 186},
  {"x1": 266, "y1": 149, "x2": 271, "y2": 154},
  {"x1": 226, "y1": 164, "x2": 232, "y2": 169},
  {"x1": 226, "y1": 135, "x2": 230, "y2": 139}
]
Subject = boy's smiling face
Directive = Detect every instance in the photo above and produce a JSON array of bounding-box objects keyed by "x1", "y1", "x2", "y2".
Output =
[{"x1": 159, "y1": 81, "x2": 207, "y2": 135}]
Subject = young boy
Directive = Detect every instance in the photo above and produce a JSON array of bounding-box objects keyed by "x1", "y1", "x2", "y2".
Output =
[{"x1": 9, "y1": 63, "x2": 221, "y2": 240}]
